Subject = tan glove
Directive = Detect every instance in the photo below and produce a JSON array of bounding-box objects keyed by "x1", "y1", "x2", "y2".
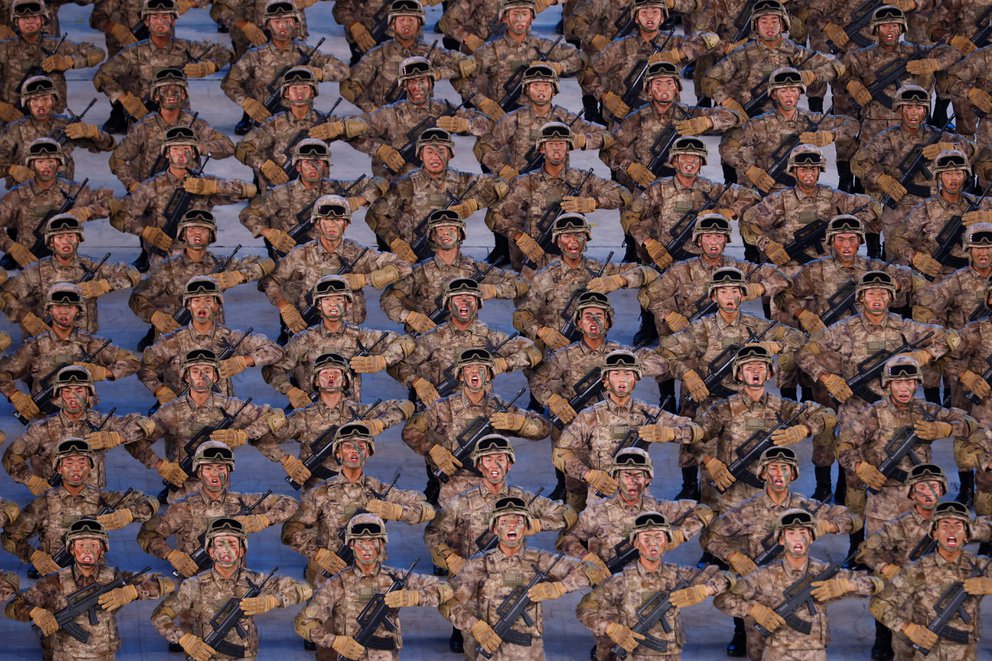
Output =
[
  {"x1": 389, "y1": 237, "x2": 418, "y2": 263},
  {"x1": 219, "y1": 356, "x2": 251, "y2": 379},
  {"x1": 236, "y1": 19, "x2": 267, "y2": 46},
  {"x1": 963, "y1": 576, "x2": 992, "y2": 595},
  {"x1": 528, "y1": 581, "x2": 567, "y2": 602},
  {"x1": 875, "y1": 173, "x2": 907, "y2": 201},
  {"x1": 561, "y1": 196, "x2": 597, "y2": 214},
  {"x1": 515, "y1": 232, "x2": 546, "y2": 263},
  {"x1": 537, "y1": 325, "x2": 570, "y2": 350},
  {"x1": 705, "y1": 456, "x2": 735, "y2": 491},
  {"x1": 308, "y1": 120, "x2": 345, "y2": 140},
  {"x1": 463, "y1": 34, "x2": 485, "y2": 53},
  {"x1": 675, "y1": 115, "x2": 713, "y2": 136},
  {"x1": 315, "y1": 547, "x2": 347, "y2": 575},
  {"x1": 7, "y1": 241, "x2": 38, "y2": 267},
  {"x1": 30, "y1": 550, "x2": 59, "y2": 576},
  {"x1": 279, "y1": 303, "x2": 307, "y2": 333},
  {"x1": 951, "y1": 35, "x2": 978, "y2": 55},
  {"x1": 331, "y1": 635, "x2": 365, "y2": 660},
  {"x1": 1, "y1": 499, "x2": 18, "y2": 527},
  {"x1": 814, "y1": 519, "x2": 838, "y2": 538},
  {"x1": 589, "y1": 34, "x2": 610, "y2": 52},
  {"x1": 158, "y1": 460, "x2": 189, "y2": 487},
  {"x1": 670, "y1": 584, "x2": 710, "y2": 608},
  {"x1": 745, "y1": 165, "x2": 775, "y2": 193},
  {"x1": 154, "y1": 385, "x2": 178, "y2": 405},
  {"x1": 584, "y1": 468, "x2": 618, "y2": 494},
  {"x1": 547, "y1": 393, "x2": 577, "y2": 424},
  {"x1": 151, "y1": 310, "x2": 180, "y2": 334},
  {"x1": 184, "y1": 177, "x2": 221, "y2": 195},
  {"x1": 797, "y1": 309, "x2": 826, "y2": 333},
  {"x1": 480, "y1": 284, "x2": 500, "y2": 300},
  {"x1": 429, "y1": 444, "x2": 462, "y2": 475},
  {"x1": 444, "y1": 548, "x2": 466, "y2": 574},
  {"x1": 682, "y1": 369, "x2": 710, "y2": 403},
  {"x1": 907, "y1": 349, "x2": 933, "y2": 366},
  {"x1": 371, "y1": 267, "x2": 400, "y2": 289},
  {"x1": 602, "y1": 91, "x2": 631, "y2": 118},
  {"x1": 179, "y1": 632, "x2": 217, "y2": 661},
  {"x1": 235, "y1": 514, "x2": 270, "y2": 533},
  {"x1": 240, "y1": 594, "x2": 279, "y2": 616},
  {"x1": 721, "y1": 97, "x2": 747, "y2": 116},
  {"x1": 639, "y1": 424, "x2": 676, "y2": 443},
  {"x1": 260, "y1": 159, "x2": 289, "y2": 185},
  {"x1": 913, "y1": 419, "x2": 953, "y2": 440},
  {"x1": 855, "y1": 461, "x2": 887, "y2": 491},
  {"x1": 664, "y1": 311, "x2": 689, "y2": 332},
  {"x1": 341, "y1": 273, "x2": 367, "y2": 290},
  {"x1": 30, "y1": 606, "x2": 58, "y2": 636},
  {"x1": 961, "y1": 369, "x2": 992, "y2": 399},
  {"x1": 141, "y1": 226, "x2": 173, "y2": 251},
  {"x1": 644, "y1": 238, "x2": 673, "y2": 270},
  {"x1": 167, "y1": 549, "x2": 198, "y2": 577},
  {"x1": 748, "y1": 603, "x2": 785, "y2": 633},
  {"x1": 490, "y1": 412, "x2": 527, "y2": 432},
  {"x1": 799, "y1": 130, "x2": 834, "y2": 147},
  {"x1": 108, "y1": 22, "x2": 138, "y2": 45},
  {"x1": 184, "y1": 61, "x2": 218, "y2": 78},
  {"x1": 384, "y1": 589, "x2": 421, "y2": 607},
  {"x1": 285, "y1": 387, "x2": 312, "y2": 410},
  {"x1": 0, "y1": 332, "x2": 9, "y2": 352},
  {"x1": 0, "y1": 100, "x2": 23, "y2": 123},
  {"x1": 475, "y1": 94, "x2": 505, "y2": 120},
  {"x1": 457, "y1": 58, "x2": 477, "y2": 78},
  {"x1": 823, "y1": 21, "x2": 849, "y2": 48},
  {"x1": 98, "y1": 584, "x2": 139, "y2": 612},
  {"x1": 498, "y1": 165, "x2": 519, "y2": 181},
  {"x1": 912, "y1": 251, "x2": 942, "y2": 277},
  {"x1": 963, "y1": 209, "x2": 992, "y2": 226},
  {"x1": 413, "y1": 377, "x2": 441, "y2": 405},
  {"x1": 7, "y1": 164, "x2": 32, "y2": 183},
  {"x1": 117, "y1": 92, "x2": 149, "y2": 119},
  {"x1": 492, "y1": 356, "x2": 509, "y2": 375},
  {"x1": 78, "y1": 279, "x2": 113, "y2": 299},
  {"x1": 41, "y1": 53, "x2": 74, "y2": 72},
  {"x1": 437, "y1": 115, "x2": 470, "y2": 133},
  {"x1": 587, "y1": 274, "x2": 626, "y2": 293},
  {"x1": 261, "y1": 228, "x2": 297, "y2": 254},
  {"x1": 800, "y1": 70, "x2": 817, "y2": 87},
  {"x1": 212, "y1": 270, "x2": 246, "y2": 290},
  {"x1": 449, "y1": 199, "x2": 479, "y2": 218},
  {"x1": 727, "y1": 550, "x2": 757, "y2": 576},
  {"x1": 351, "y1": 354, "x2": 389, "y2": 373},
  {"x1": 605, "y1": 621, "x2": 645, "y2": 652},
  {"x1": 10, "y1": 390, "x2": 40, "y2": 420},
  {"x1": 810, "y1": 577, "x2": 854, "y2": 602},
  {"x1": 746, "y1": 283, "x2": 766, "y2": 301},
  {"x1": 845, "y1": 79, "x2": 873, "y2": 106},
  {"x1": 902, "y1": 623, "x2": 938, "y2": 651},
  {"x1": 85, "y1": 430, "x2": 125, "y2": 450},
  {"x1": 365, "y1": 498, "x2": 404, "y2": 521},
  {"x1": 240, "y1": 97, "x2": 271, "y2": 123},
  {"x1": 771, "y1": 424, "x2": 810, "y2": 446},
  {"x1": 627, "y1": 162, "x2": 656, "y2": 188},
  {"x1": 211, "y1": 428, "x2": 248, "y2": 448},
  {"x1": 471, "y1": 620, "x2": 502, "y2": 654},
  {"x1": 572, "y1": 133, "x2": 587, "y2": 149},
  {"x1": 906, "y1": 58, "x2": 941, "y2": 75},
  {"x1": 922, "y1": 142, "x2": 956, "y2": 160},
  {"x1": 26, "y1": 474, "x2": 49, "y2": 496},
  {"x1": 65, "y1": 123, "x2": 102, "y2": 141},
  {"x1": 821, "y1": 373, "x2": 853, "y2": 402},
  {"x1": 879, "y1": 563, "x2": 901, "y2": 580},
  {"x1": 348, "y1": 22, "x2": 376, "y2": 50},
  {"x1": 377, "y1": 144, "x2": 406, "y2": 172},
  {"x1": 280, "y1": 454, "x2": 312, "y2": 483},
  {"x1": 97, "y1": 508, "x2": 134, "y2": 531}
]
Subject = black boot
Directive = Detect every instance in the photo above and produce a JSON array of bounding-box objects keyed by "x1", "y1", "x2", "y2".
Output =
[
  {"x1": 102, "y1": 101, "x2": 129, "y2": 134},
  {"x1": 136, "y1": 326, "x2": 156, "y2": 352},
  {"x1": 834, "y1": 466, "x2": 847, "y2": 505},
  {"x1": 779, "y1": 386, "x2": 797, "y2": 401},
  {"x1": 622, "y1": 233, "x2": 640, "y2": 262},
  {"x1": 549, "y1": 469, "x2": 567, "y2": 501},
  {"x1": 424, "y1": 464, "x2": 441, "y2": 507},
  {"x1": 675, "y1": 466, "x2": 699, "y2": 500},
  {"x1": 722, "y1": 163, "x2": 738, "y2": 184},
  {"x1": 837, "y1": 160, "x2": 855, "y2": 193},
  {"x1": 956, "y1": 470, "x2": 975, "y2": 507},
  {"x1": 433, "y1": 564, "x2": 448, "y2": 576},
  {"x1": 303, "y1": 640, "x2": 316, "y2": 651},
  {"x1": 632, "y1": 308, "x2": 659, "y2": 347},
  {"x1": 866, "y1": 232, "x2": 882, "y2": 259},
  {"x1": 697, "y1": 96, "x2": 712, "y2": 108},
  {"x1": 807, "y1": 96, "x2": 824, "y2": 113},
  {"x1": 932, "y1": 97, "x2": 952, "y2": 127},
  {"x1": 169, "y1": 642, "x2": 183, "y2": 653},
  {"x1": 979, "y1": 541, "x2": 992, "y2": 556},
  {"x1": 486, "y1": 233, "x2": 510, "y2": 266},
  {"x1": 924, "y1": 386, "x2": 941, "y2": 405},
  {"x1": 234, "y1": 111, "x2": 254, "y2": 136},
  {"x1": 449, "y1": 627, "x2": 464, "y2": 653},
  {"x1": 843, "y1": 529, "x2": 867, "y2": 569},
  {"x1": 812, "y1": 466, "x2": 833, "y2": 501},
  {"x1": 582, "y1": 94, "x2": 604, "y2": 124},
  {"x1": 131, "y1": 248, "x2": 150, "y2": 273},
  {"x1": 726, "y1": 617, "x2": 747, "y2": 657},
  {"x1": 658, "y1": 378, "x2": 676, "y2": 412},
  {"x1": 871, "y1": 619, "x2": 894, "y2": 660}
]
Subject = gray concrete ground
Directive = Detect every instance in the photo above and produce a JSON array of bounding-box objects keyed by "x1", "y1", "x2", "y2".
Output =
[{"x1": 0, "y1": 2, "x2": 988, "y2": 659}]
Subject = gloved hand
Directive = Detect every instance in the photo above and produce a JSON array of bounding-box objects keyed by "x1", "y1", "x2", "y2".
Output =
[
  {"x1": 627, "y1": 162, "x2": 656, "y2": 188},
  {"x1": 587, "y1": 274, "x2": 626, "y2": 293},
  {"x1": 644, "y1": 238, "x2": 673, "y2": 269},
  {"x1": 151, "y1": 310, "x2": 180, "y2": 334},
  {"x1": 952, "y1": 35, "x2": 978, "y2": 55},
  {"x1": 365, "y1": 498, "x2": 404, "y2": 520},
  {"x1": 906, "y1": 58, "x2": 941, "y2": 75},
  {"x1": 963, "y1": 209, "x2": 992, "y2": 226},
  {"x1": 821, "y1": 373, "x2": 853, "y2": 402},
  {"x1": 179, "y1": 632, "x2": 217, "y2": 661},
  {"x1": 876, "y1": 174, "x2": 908, "y2": 201},
  {"x1": 364, "y1": 418, "x2": 387, "y2": 436},
  {"x1": 493, "y1": 356, "x2": 510, "y2": 375},
  {"x1": 402, "y1": 310, "x2": 437, "y2": 333},
  {"x1": 474, "y1": 94, "x2": 505, "y2": 119},
  {"x1": 78, "y1": 279, "x2": 113, "y2": 299},
  {"x1": 7, "y1": 242, "x2": 38, "y2": 267},
  {"x1": 236, "y1": 19, "x2": 267, "y2": 45},
  {"x1": 235, "y1": 514, "x2": 270, "y2": 533},
  {"x1": 879, "y1": 563, "x2": 900, "y2": 580},
  {"x1": 261, "y1": 227, "x2": 297, "y2": 254},
  {"x1": 184, "y1": 61, "x2": 218, "y2": 78},
  {"x1": 184, "y1": 177, "x2": 220, "y2": 195},
  {"x1": 675, "y1": 115, "x2": 713, "y2": 136},
  {"x1": 800, "y1": 70, "x2": 817, "y2": 87},
  {"x1": 309, "y1": 120, "x2": 345, "y2": 140},
  {"x1": 443, "y1": 547, "x2": 466, "y2": 574},
  {"x1": 331, "y1": 635, "x2": 366, "y2": 660},
  {"x1": 449, "y1": 199, "x2": 479, "y2": 218},
  {"x1": 823, "y1": 21, "x2": 849, "y2": 48},
  {"x1": 0, "y1": 332, "x2": 9, "y2": 352},
  {"x1": 348, "y1": 22, "x2": 376, "y2": 51},
  {"x1": 727, "y1": 550, "x2": 757, "y2": 576},
  {"x1": 797, "y1": 310, "x2": 826, "y2": 333},
  {"x1": 117, "y1": 92, "x2": 151, "y2": 120},
  {"x1": 377, "y1": 144, "x2": 406, "y2": 172},
  {"x1": 42, "y1": 54, "x2": 74, "y2": 72},
  {"x1": 8, "y1": 163, "x2": 33, "y2": 184},
  {"x1": 167, "y1": 549, "x2": 198, "y2": 577},
  {"x1": 528, "y1": 581, "x2": 567, "y2": 602},
  {"x1": 602, "y1": 91, "x2": 631, "y2": 118},
  {"x1": 498, "y1": 165, "x2": 519, "y2": 181},
  {"x1": 963, "y1": 576, "x2": 992, "y2": 595},
  {"x1": 491, "y1": 412, "x2": 527, "y2": 432},
  {"x1": 214, "y1": 270, "x2": 247, "y2": 290},
  {"x1": 907, "y1": 349, "x2": 933, "y2": 366},
  {"x1": 463, "y1": 34, "x2": 485, "y2": 53},
  {"x1": 280, "y1": 455, "x2": 312, "y2": 484},
  {"x1": 219, "y1": 355, "x2": 251, "y2": 379},
  {"x1": 314, "y1": 547, "x2": 347, "y2": 575},
  {"x1": 748, "y1": 603, "x2": 785, "y2": 633},
  {"x1": 480, "y1": 284, "x2": 500, "y2": 300},
  {"x1": 30, "y1": 550, "x2": 59, "y2": 576},
  {"x1": 855, "y1": 461, "x2": 887, "y2": 491},
  {"x1": 961, "y1": 370, "x2": 992, "y2": 399},
  {"x1": 84, "y1": 430, "x2": 126, "y2": 453},
  {"x1": 670, "y1": 584, "x2": 711, "y2": 608},
  {"x1": 922, "y1": 142, "x2": 956, "y2": 160},
  {"x1": 158, "y1": 460, "x2": 189, "y2": 487},
  {"x1": 605, "y1": 621, "x2": 645, "y2": 652},
  {"x1": 912, "y1": 251, "x2": 942, "y2": 277},
  {"x1": 389, "y1": 237, "x2": 417, "y2": 263},
  {"x1": 913, "y1": 419, "x2": 953, "y2": 440},
  {"x1": 682, "y1": 369, "x2": 710, "y2": 402},
  {"x1": 98, "y1": 584, "x2": 139, "y2": 611},
  {"x1": 639, "y1": 424, "x2": 676, "y2": 443},
  {"x1": 384, "y1": 589, "x2": 421, "y2": 607},
  {"x1": 413, "y1": 377, "x2": 440, "y2": 405},
  {"x1": 457, "y1": 58, "x2": 477, "y2": 78},
  {"x1": 341, "y1": 273, "x2": 368, "y2": 290},
  {"x1": 515, "y1": 232, "x2": 546, "y2": 263},
  {"x1": 811, "y1": 576, "x2": 854, "y2": 601},
  {"x1": 279, "y1": 303, "x2": 307, "y2": 333},
  {"x1": 241, "y1": 594, "x2": 279, "y2": 616},
  {"x1": 846, "y1": 79, "x2": 872, "y2": 106},
  {"x1": 561, "y1": 196, "x2": 597, "y2": 214},
  {"x1": 0, "y1": 100, "x2": 23, "y2": 123},
  {"x1": 240, "y1": 97, "x2": 271, "y2": 122},
  {"x1": 96, "y1": 508, "x2": 134, "y2": 531},
  {"x1": 800, "y1": 130, "x2": 834, "y2": 147},
  {"x1": 436, "y1": 116, "x2": 470, "y2": 133},
  {"x1": 1, "y1": 499, "x2": 18, "y2": 526},
  {"x1": 745, "y1": 165, "x2": 775, "y2": 193},
  {"x1": 705, "y1": 457, "x2": 735, "y2": 491},
  {"x1": 547, "y1": 393, "x2": 577, "y2": 424},
  {"x1": 471, "y1": 620, "x2": 502, "y2": 654},
  {"x1": 746, "y1": 283, "x2": 766, "y2": 300},
  {"x1": 30, "y1": 606, "x2": 58, "y2": 636},
  {"x1": 285, "y1": 387, "x2": 312, "y2": 409},
  {"x1": 351, "y1": 354, "x2": 388, "y2": 373},
  {"x1": 537, "y1": 325, "x2": 570, "y2": 350},
  {"x1": 429, "y1": 444, "x2": 462, "y2": 476},
  {"x1": 10, "y1": 390, "x2": 40, "y2": 420},
  {"x1": 154, "y1": 385, "x2": 178, "y2": 404},
  {"x1": 771, "y1": 424, "x2": 810, "y2": 446},
  {"x1": 107, "y1": 22, "x2": 138, "y2": 45},
  {"x1": 26, "y1": 474, "x2": 49, "y2": 496},
  {"x1": 814, "y1": 519, "x2": 838, "y2": 537},
  {"x1": 572, "y1": 133, "x2": 587, "y2": 149},
  {"x1": 260, "y1": 159, "x2": 289, "y2": 185},
  {"x1": 65, "y1": 122, "x2": 102, "y2": 140},
  {"x1": 141, "y1": 226, "x2": 174, "y2": 251},
  {"x1": 721, "y1": 97, "x2": 747, "y2": 116},
  {"x1": 211, "y1": 428, "x2": 248, "y2": 448},
  {"x1": 902, "y1": 623, "x2": 938, "y2": 651},
  {"x1": 665, "y1": 311, "x2": 689, "y2": 332},
  {"x1": 584, "y1": 468, "x2": 618, "y2": 494}
]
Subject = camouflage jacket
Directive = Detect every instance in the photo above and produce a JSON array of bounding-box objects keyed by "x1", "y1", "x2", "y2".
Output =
[
  {"x1": 887, "y1": 192, "x2": 992, "y2": 277},
  {"x1": 465, "y1": 32, "x2": 584, "y2": 104},
  {"x1": 917, "y1": 265, "x2": 992, "y2": 330},
  {"x1": 350, "y1": 37, "x2": 468, "y2": 111},
  {"x1": 0, "y1": 177, "x2": 112, "y2": 254},
  {"x1": 0, "y1": 115, "x2": 114, "y2": 182},
  {"x1": 220, "y1": 39, "x2": 348, "y2": 107},
  {"x1": 0, "y1": 34, "x2": 104, "y2": 111}
]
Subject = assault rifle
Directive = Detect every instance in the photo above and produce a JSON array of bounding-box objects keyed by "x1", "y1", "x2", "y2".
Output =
[
  {"x1": 396, "y1": 96, "x2": 473, "y2": 166},
  {"x1": 411, "y1": 179, "x2": 479, "y2": 260},
  {"x1": 702, "y1": 322, "x2": 780, "y2": 399},
  {"x1": 558, "y1": 252, "x2": 614, "y2": 341},
  {"x1": 612, "y1": 566, "x2": 707, "y2": 659},
  {"x1": 911, "y1": 557, "x2": 991, "y2": 655},
  {"x1": 612, "y1": 400, "x2": 671, "y2": 456},
  {"x1": 331, "y1": 471, "x2": 400, "y2": 571},
  {"x1": 753, "y1": 529, "x2": 784, "y2": 566},
  {"x1": 970, "y1": 5, "x2": 992, "y2": 50},
  {"x1": 279, "y1": 98, "x2": 343, "y2": 178},
  {"x1": 606, "y1": 507, "x2": 692, "y2": 574},
  {"x1": 163, "y1": 398, "x2": 253, "y2": 493},
  {"x1": 478, "y1": 553, "x2": 565, "y2": 659},
  {"x1": 473, "y1": 489, "x2": 544, "y2": 554},
  {"x1": 732, "y1": 0, "x2": 761, "y2": 42},
  {"x1": 780, "y1": 203, "x2": 870, "y2": 265},
  {"x1": 500, "y1": 37, "x2": 562, "y2": 111},
  {"x1": 19, "y1": 338, "x2": 113, "y2": 424},
  {"x1": 178, "y1": 490, "x2": 273, "y2": 577},
  {"x1": 869, "y1": 416, "x2": 933, "y2": 494},
  {"x1": 427, "y1": 261, "x2": 494, "y2": 324},
  {"x1": 28, "y1": 177, "x2": 91, "y2": 258},
  {"x1": 908, "y1": 531, "x2": 937, "y2": 562},
  {"x1": 41, "y1": 251, "x2": 110, "y2": 326},
  {"x1": 765, "y1": 109, "x2": 833, "y2": 187},
  {"x1": 369, "y1": 2, "x2": 392, "y2": 44},
  {"x1": 521, "y1": 114, "x2": 581, "y2": 174},
  {"x1": 549, "y1": 367, "x2": 602, "y2": 431},
  {"x1": 434, "y1": 332, "x2": 521, "y2": 400},
  {"x1": 825, "y1": 0, "x2": 881, "y2": 52},
  {"x1": 18, "y1": 33, "x2": 66, "y2": 98},
  {"x1": 300, "y1": 247, "x2": 370, "y2": 326},
  {"x1": 202, "y1": 567, "x2": 278, "y2": 658},
  {"x1": 262, "y1": 38, "x2": 327, "y2": 115},
  {"x1": 715, "y1": 404, "x2": 809, "y2": 493},
  {"x1": 157, "y1": 154, "x2": 213, "y2": 256},
  {"x1": 857, "y1": 42, "x2": 942, "y2": 111},
  {"x1": 755, "y1": 550, "x2": 857, "y2": 637},
  {"x1": 620, "y1": 29, "x2": 676, "y2": 110},
  {"x1": 841, "y1": 331, "x2": 934, "y2": 404},
  {"x1": 36, "y1": 566, "x2": 150, "y2": 642},
  {"x1": 931, "y1": 183, "x2": 992, "y2": 270},
  {"x1": 171, "y1": 246, "x2": 243, "y2": 325},
  {"x1": 354, "y1": 560, "x2": 420, "y2": 651},
  {"x1": 663, "y1": 183, "x2": 733, "y2": 263},
  {"x1": 525, "y1": 168, "x2": 596, "y2": 269},
  {"x1": 53, "y1": 489, "x2": 135, "y2": 567},
  {"x1": 647, "y1": 106, "x2": 696, "y2": 179},
  {"x1": 963, "y1": 355, "x2": 992, "y2": 406},
  {"x1": 148, "y1": 112, "x2": 198, "y2": 178},
  {"x1": 433, "y1": 388, "x2": 526, "y2": 483},
  {"x1": 48, "y1": 407, "x2": 117, "y2": 487},
  {"x1": 743, "y1": 52, "x2": 816, "y2": 117},
  {"x1": 285, "y1": 399, "x2": 384, "y2": 489},
  {"x1": 282, "y1": 174, "x2": 368, "y2": 256},
  {"x1": 52, "y1": 99, "x2": 98, "y2": 148},
  {"x1": 879, "y1": 116, "x2": 955, "y2": 209}
]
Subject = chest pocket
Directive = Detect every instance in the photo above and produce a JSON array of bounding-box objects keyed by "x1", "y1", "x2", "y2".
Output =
[
  {"x1": 673, "y1": 199, "x2": 694, "y2": 213},
  {"x1": 426, "y1": 191, "x2": 450, "y2": 208},
  {"x1": 797, "y1": 210, "x2": 817, "y2": 223},
  {"x1": 866, "y1": 340, "x2": 888, "y2": 354},
  {"x1": 744, "y1": 417, "x2": 769, "y2": 432},
  {"x1": 609, "y1": 424, "x2": 629, "y2": 439},
  {"x1": 503, "y1": 571, "x2": 525, "y2": 587},
  {"x1": 759, "y1": 62, "x2": 775, "y2": 78},
  {"x1": 358, "y1": 586, "x2": 375, "y2": 602},
  {"x1": 51, "y1": 352, "x2": 75, "y2": 365}
]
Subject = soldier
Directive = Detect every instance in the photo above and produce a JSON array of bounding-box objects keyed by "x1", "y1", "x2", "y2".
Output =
[
  {"x1": 380, "y1": 210, "x2": 526, "y2": 334},
  {"x1": 109, "y1": 67, "x2": 235, "y2": 191},
  {"x1": 916, "y1": 223, "x2": 992, "y2": 330},
  {"x1": 871, "y1": 501, "x2": 992, "y2": 659},
  {"x1": 0, "y1": 0, "x2": 105, "y2": 114},
  {"x1": 262, "y1": 194, "x2": 412, "y2": 334},
  {"x1": 577, "y1": 511, "x2": 736, "y2": 661},
  {"x1": 332, "y1": 0, "x2": 406, "y2": 64},
  {"x1": 344, "y1": 0, "x2": 471, "y2": 112},
  {"x1": 585, "y1": 0, "x2": 720, "y2": 125},
  {"x1": 3, "y1": 365, "x2": 153, "y2": 493},
  {"x1": 208, "y1": 0, "x2": 315, "y2": 61},
  {"x1": 0, "y1": 77, "x2": 114, "y2": 185},
  {"x1": 436, "y1": 0, "x2": 511, "y2": 55},
  {"x1": 2, "y1": 216, "x2": 140, "y2": 336},
  {"x1": 6, "y1": 518, "x2": 174, "y2": 660},
  {"x1": 0, "y1": 139, "x2": 112, "y2": 267},
  {"x1": 256, "y1": 352, "x2": 414, "y2": 489},
  {"x1": 1, "y1": 438, "x2": 157, "y2": 578},
  {"x1": 0, "y1": 284, "x2": 140, "y2": 421},
  {"x1": 555, "y1": 349, "x2": 702, "y2": 511},
  {"x1": 706, "y1": 446, "x2": 861, "y2": 658},
  {"x1": 138, "y1": 441, "x2": 298, "y2": 578},
  {"x1": 488, "y1": 124, "x2": 631, "y2": 271},
  {"x1": 945, "y1": 40, "x2": 992, "y2": 184},
  {"x1": 281, "y1": 422, "x2": 436, "y2": 582},
  {"x1": 402, "y1": 347, "x2": 549, "y2": 505},
  {"x1": 111, "y1": 126, "x2": 257, "y2": 272},
  {"x1": 446, "y1": 495, "x2": 595, "y2": 660},
  {"x1": 347, "y1": 56, "x2": 495, "y2": 179},
  {"x1": 424, "y1": 433, "x2": 575, "y2": 652},
  {"x1": 93, "y1": 0, "x2": 233, "y2": 135},
  {"x1": 600, "y1": 61, "x2": 742, "y2": 192},
  {"x1": 889, "y1": 150, "x2": 992, "y2": 279},
  {"x1": 128, "y1": 210, "x2": 274, "y2": 349},
  {"x1": 477, "y1": 63, "x2": 608, "y2": 178},
  {"x1": 152, "y1": 517, "x2": 313, "y2": 660},
  {"x1": 89, "y1": 0, "x2": 197, "y2": 56},
  {"x1": 714, "y1": 509, "x2": 883, "y2": 660},
  {"x1": 740, "y1": 145, "x2": 883, "y2": 268},
  {"x1": 363, "y1": 127, "x2": 507, "y2": 258}
]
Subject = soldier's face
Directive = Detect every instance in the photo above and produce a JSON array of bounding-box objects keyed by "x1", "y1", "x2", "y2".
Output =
[
  {"x1": 617, "y1": 469, "x2": 648, "y2": 501},
  {"x1": 648, "y1": 77, "x2": 679, "y2": 104},
  {"x1": 860, "y1": 287, "x2": 891, "y2": 313},
  {"x1": 145, "y1": 12, "x2": 175, "y2": 36},
  {"x1": 420, "y1": 144, "x2": 449, "y2": 174},
  {"x1": 831, "y1": 233, "x2": 861, "y2": 260},
  {"x1": 634, "y1": 530, "x2": 668, "y2": 561},
  {"x1": 526, "y1": 81, "x2": 554, "y2": 106},
  {"x1": 972, "y1": 245, "x2": 992, "y2": 268},
  {"x1": 712, "y1": 285, "x2": 742, "y2": 313},
  {"x1": 900, "y1": 103, "x2": 927, "y2": 129},
  {"x1": 208, "y1": 534, "x2": 244, "y2": 567},
  {"x1": 186, "y1": 364, "x2": 218, "y2": 392},
  {"x1": 503, "y1": 8, "x2": 533, "y2": 35},
  {"x1": 448, "y1": 293, "x2": 479, "y2": 322},
  {"x1": 27, "y1": 94, "x2": 54, "y2": 119},
  {"x1": 59, "y1": 455, "x2": 91, "y2": 486},
  {"x1": 939, "y1": 169, "x2": 966, "y2": 193},
  {"x1": 404, "y1": 76, "x2": 431, "y2": 104},
  {"x1": 542, "y1": 139, "x2": 570, "y2": 165},
  {"x1": 556, "y1": 230, "x2": 587, "y2": 259},
  {"x1": 780, "y1": 527, "x2": 811, "y2": 558},
  {"x1": 635, "y1": 7, "x2": 664, "y2": 32},
  {"x1": 58, "y1": 384, "x2": 90, "y2": 413},
  {"x1": 888, "y1": 377, "x2": 917, "y2": 403},
  {"x1": 738, "y1": 361, "x2": 768, "y2": 388},
  {"x1": 494, "y1": 513, "x2": 526, "y2": 547},
  {"x1": 792, "y1": 165, "x2": 820, "y2": 189},
  {"x1": 606, "y1": 369, "x2": 637, "y2": 396},
  {"x1": 182, "y1": 226, "x2": 211, "y2": 248},
  {"x1": 71, "y1": 538, "x2": 104, "y2": 567},
  {"x1": 199, "y1": 463, "x2": 230, "y2": 492},
  {"x1": 318, "y1": 294, "x2": 349, "y2": 321},
  {"x1": 267, "y1": 16, "x2": 296, "y2": 41},
  {"x1": 297, "y1": 158, "x2": 325, "y2": 182},
  {"x1": 674, "y1": 154, "x2": 701, "y2": 177},
  {"x1": 335, "y1": 439, "x2": 370, "y2": 468},
  {"x1": 478, "y1": 453, "x2": 510, "y2": 485},
  {"x1": 392, "y1": 15, "x2": 420, "y2": 39},
  {"x1": 49, "y1": 303, "x2": 80, "y2": 329},
  {"x1": 771, "y1": 87, "x2": 801, "y2": 111},
  {"x1": 877, "y1": 22, "x2": 902, "y2": 46},
  {"x1": 431, "y1": 225, "x2": 461, "y2": 250},
  {"x1": 167, "y1": 145, "x2": 194, "y2": 169},
  {"x1": 188, "y1": 294, "x2": 219, "y2": 322},
  {"x1": 756, "y1": 14, "x2": 783, "y2": 41},
  {"x1": 459, "y1": 363, "x2": 489, "y2": 393},
  {"x1": 15, "y1": 15, "x2": 43, "y2": 35},
  {"x1": 50, "y1": 232, "x2": 79, "y2": 258},
  {"x1": 912, "y1": 480, "x2": 942, "y2": 510},
  {"x1": 761, "y1": 461, "x2": 792, "y2": 493},
  {"x1": 316, "y1": 367, "x2": 345, "y2": 392},
  {"x1": 154, "y1": 84, "x2": 186, "y2": 110},
  {"x1": 934, "y1": 518, "x2": 967, "y2": 552},
  {"x1": 32, "y1": 156, "x2": 58, "y2": 181},
  {"x1": 578, "y1": 308, "x2": 608, "y2": 338},
  {"x1": 316, "y1": 216, "x2": 348, "y2": 241},
  {"x1": 351, "y1": 537, "x2": 383, "y2": 567},
  {"x1": 698, "y1": 232, "x2": 727, "y2": 258},
  {"x1": 284, "y1": 83, "x2": 314, "y2": 107}
]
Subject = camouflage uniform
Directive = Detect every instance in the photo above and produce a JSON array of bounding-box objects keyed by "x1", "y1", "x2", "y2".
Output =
[
  {"x1": 348, "y1": 37, "x2": 468, "y2": 111},
  {"x1": 887, "y1": 192, "x2": 992, "y2": 278},
  {"x1": 332, "y1": 0, "x2": 392, "y2": 51},
  {"x1": 0, "y1": 32, "x2": 104, "y2": 111},
  {"x1": 0, "y1": 177, "x2": 112, "y2": 255},
  {"x1": 208, "y1": 0, "x2": 311, "y2": 58},
  {"x1": 916, "y1": 264, "x2": 992, "y2": 330},
  {"x1": 465, "y1": 33, "x2": 584, "y2": 104},
  {"x1": 89, "y1": 0, "x2": 153, "y2": 55},
  {"x1": 0, "y1": 116, "x2": 115, "y2": 183},
  {"x1": 436, "y1": 0, "x2": 502, "y2": 49},
  {"x1": 945, "y1": 44, "x2": 992, "y2": 184},
  {"x1": 858, "y1": 508, "x2": 992, "y2": 572}
]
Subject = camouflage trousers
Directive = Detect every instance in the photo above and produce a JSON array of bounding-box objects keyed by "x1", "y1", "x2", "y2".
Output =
[
  {"x1": 592, "y1": 635, "x2": 682, "y2": 660},
  {"x1": 315, "y1": 646, "x2": 399, "y2": 660},
  {"x1": 52, "y1": 653, "x2": 117, "y2": 661},
  {"x1": 974, "y1": 468, "x2": 992, "y2": 517},
  {"x1": 462, "y1": 632, "x2": 545, "y2": 661}
]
